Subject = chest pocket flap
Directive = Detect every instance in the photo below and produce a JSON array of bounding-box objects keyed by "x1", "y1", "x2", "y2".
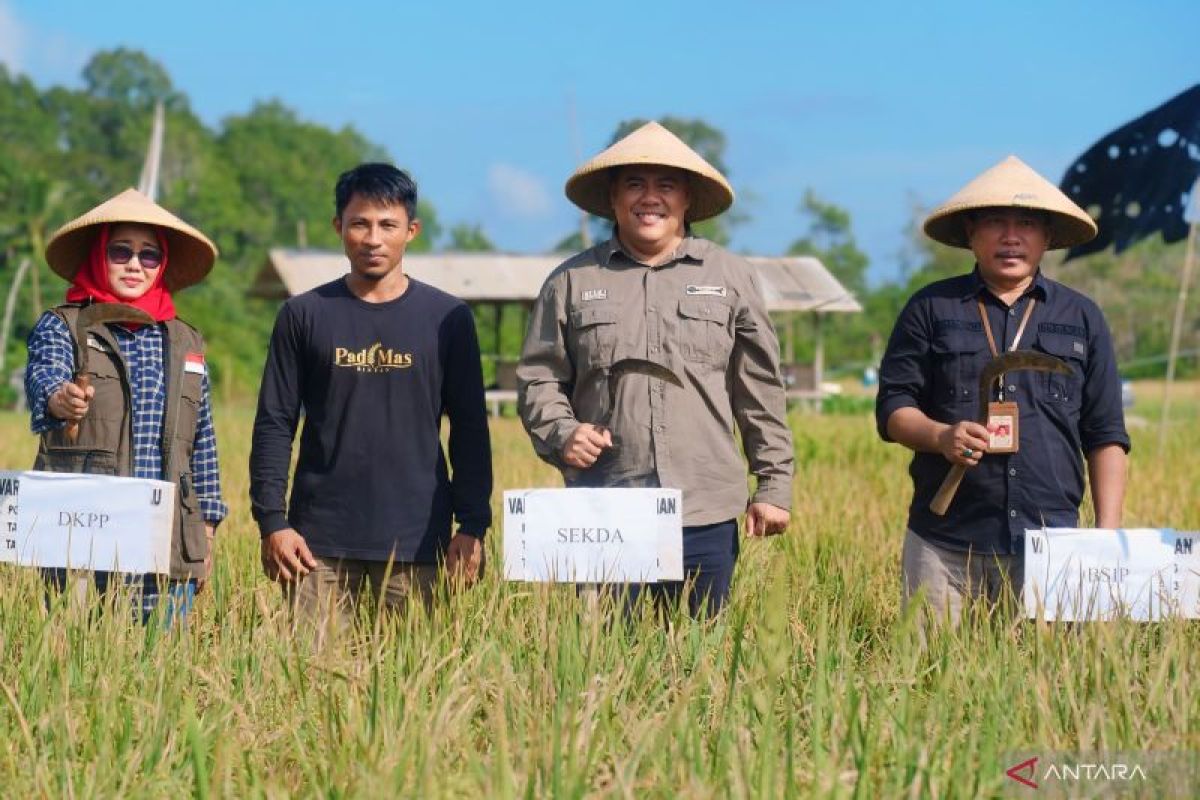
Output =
[
  {"x1": 678, "y1": 298, "x2": 733, "y2": 366},
  {"x1": 1034, "y1": 331, "x2": 1087, "y2": 404},
  {"x1": 930, "y1": 330, "x2": 987, "y2": 405},
  {"x1": 569, "y1": 303, "x2": 619, "y2": 368},
  {"x1": 678, "y1": 297, "x2": 731, "y2": 324},
  {"x1": 1035, "y1": 331, "x2": 1088, "y2": 366},
  {"x1": 570, "y1": 304, "x2": 619, "y2": 328}
]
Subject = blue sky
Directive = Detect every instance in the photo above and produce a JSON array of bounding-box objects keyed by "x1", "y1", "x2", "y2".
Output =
[{"x1": 2, "y1": 0, "x2": 1196, "y2": 284}]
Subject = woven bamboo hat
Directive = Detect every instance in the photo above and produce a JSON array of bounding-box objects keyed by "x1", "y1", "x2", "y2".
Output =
[
  {"x1": 923, "y1": 155, "x2": 1098, "y2": 250},
  {"x1": 565, "y1": 121, "x2": 734, "y2": 222},
  {"x1": 45, "y1": 188, "x2": 218, "y2": 291}
]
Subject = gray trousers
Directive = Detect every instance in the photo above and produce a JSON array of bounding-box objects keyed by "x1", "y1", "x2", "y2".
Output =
[{"x1": 901, "y1": 529, "x2": 1023, "y2": 625}]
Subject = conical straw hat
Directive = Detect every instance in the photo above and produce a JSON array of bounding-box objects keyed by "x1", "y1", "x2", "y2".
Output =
[
  {"x1": 565, "y1": 121, "x2": 734, "y2": 222},
  {"x1": 45, "y1": 188, "x2": 218, "y2": 291},
  {"x1": 923, "y1": 155, "x2": 1097, "y2": 250}
]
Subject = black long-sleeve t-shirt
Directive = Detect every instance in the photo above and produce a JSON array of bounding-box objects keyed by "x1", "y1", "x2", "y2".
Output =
[{"x1": 250, "y1": 277, "x2": 492, "y2": 562}]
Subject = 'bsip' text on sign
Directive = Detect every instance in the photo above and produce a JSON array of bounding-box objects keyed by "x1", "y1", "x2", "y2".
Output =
[{"x1": 1024, "y1": 528, "x2": 1200, "y2": 621}]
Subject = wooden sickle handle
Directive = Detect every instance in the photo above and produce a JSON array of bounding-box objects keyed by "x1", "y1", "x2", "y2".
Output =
[
  {"x1": 62, "y1": 374, "x2": 91, "y2": 443},
  {"x1": 929, "y1": 463, "x2": 967, "y2": 516}
]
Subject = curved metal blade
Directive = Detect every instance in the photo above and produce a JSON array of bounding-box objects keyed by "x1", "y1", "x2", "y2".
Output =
[
  {"x1": 600, "y1": 357, "x2": 684, "y2": 427},
  {"x1": 978, "y1": 349, "x2": 1072, "y2": 411},
  {"x1": 609, "y1": 357, "x2": 684, "y2": 388}
]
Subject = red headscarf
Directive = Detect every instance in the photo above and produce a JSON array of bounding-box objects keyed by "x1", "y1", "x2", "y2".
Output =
[{"x1": 65, "y1": 223, "x2": 177, "y2": 322}]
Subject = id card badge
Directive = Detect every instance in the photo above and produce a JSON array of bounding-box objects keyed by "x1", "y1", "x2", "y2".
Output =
[{"x1": 986, "y1": 401, "x2": 1019, "y2": 453}]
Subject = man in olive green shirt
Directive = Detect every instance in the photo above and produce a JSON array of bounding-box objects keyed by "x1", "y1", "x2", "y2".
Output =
[{"x1": 517, "y1": 121, "x2": 793, "y2": 616}]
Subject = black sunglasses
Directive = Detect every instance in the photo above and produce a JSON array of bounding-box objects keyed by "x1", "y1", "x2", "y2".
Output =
[{"x1": 106, "y1": 242, "x2": 164, "y2": 269}]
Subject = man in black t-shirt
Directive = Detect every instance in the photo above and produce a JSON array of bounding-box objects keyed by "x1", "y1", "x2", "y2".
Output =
[{"x1": 250, "y1": 163, "x2": 492, "y2": 635}]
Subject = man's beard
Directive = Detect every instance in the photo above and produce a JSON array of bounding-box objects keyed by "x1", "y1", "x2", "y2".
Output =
[{"x1": 354, "y1": 257, "x2": 396, "y2": 280}]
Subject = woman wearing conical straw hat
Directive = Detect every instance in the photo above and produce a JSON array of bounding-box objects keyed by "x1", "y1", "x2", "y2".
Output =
[
  {"x1": 875, "y1": 156, "x2": 1129, "y2": 627},
  {"x1": 516, "y1": 121, "x2": 794, "y2": 618},
  {"x1": 24, "y1": 188, "x2": 228, "y2": 624}
]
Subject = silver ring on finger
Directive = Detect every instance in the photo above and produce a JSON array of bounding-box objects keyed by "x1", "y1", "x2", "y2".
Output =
[{"x1": 962, "y1": 447, "x2": 974, "y2": 458}]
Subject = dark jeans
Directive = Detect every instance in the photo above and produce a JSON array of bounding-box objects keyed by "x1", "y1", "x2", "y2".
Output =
[
  {"x1": 626, "y1": 519, "x2": 739, "y2": 618},
  {"x1": 41, "y1": 569, "x2": 196, "y2": 627}
]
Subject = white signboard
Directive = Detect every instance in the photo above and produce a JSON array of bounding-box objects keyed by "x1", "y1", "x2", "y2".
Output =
[
  {"x1": 503, "y1": 488, "x2": 683, "y2": 582},
  {"x1": 0, "y1": 475, "x2": 17, "y2": 558},
  {"x1": 0, "y1": 471, "x2": 175, "y2": 574},
  {"x1": 1024, "y1": 528, "x2": 1200, "y2": 621}
]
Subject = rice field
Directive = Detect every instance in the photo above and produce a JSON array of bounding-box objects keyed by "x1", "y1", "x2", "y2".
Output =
[{"x1": 0, "y1": 381, "x2": 1197, "y2": 798}]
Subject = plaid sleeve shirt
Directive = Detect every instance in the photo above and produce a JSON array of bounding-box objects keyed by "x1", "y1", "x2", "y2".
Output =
[{"x1": 25, "y1": 312, "x2": 228, "y2": 525}]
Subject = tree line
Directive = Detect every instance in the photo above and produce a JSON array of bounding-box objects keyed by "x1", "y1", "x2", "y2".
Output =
[{"x1": 1, "y1": 49, "x2": 1193, "y2": 404}]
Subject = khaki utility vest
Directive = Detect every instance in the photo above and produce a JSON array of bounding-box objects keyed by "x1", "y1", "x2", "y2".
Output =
[{"x1": 34, "y1": 303, "x2": 210, "y2": 579}]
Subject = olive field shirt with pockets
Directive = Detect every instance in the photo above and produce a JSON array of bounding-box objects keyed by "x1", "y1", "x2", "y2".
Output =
[
  {"x1": 517, "y1": 236, "x2": 794, "y2": 526},
  {"x1": 875, "y1": 268, "x2": 1130, "y2": 556}
]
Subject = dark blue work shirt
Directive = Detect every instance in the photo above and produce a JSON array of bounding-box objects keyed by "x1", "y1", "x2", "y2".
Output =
[{"x1": 875, "y1": 268, "x2": 1130, "y2": 555}]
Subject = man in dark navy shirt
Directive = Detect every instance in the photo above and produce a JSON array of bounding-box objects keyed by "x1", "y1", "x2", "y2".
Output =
[
  {"x1": 250, "y1": 163, "x2": 492, "y2": 636},
  {"x1": 876, "y1": 156, "x2": 1129, "y2": 624}
]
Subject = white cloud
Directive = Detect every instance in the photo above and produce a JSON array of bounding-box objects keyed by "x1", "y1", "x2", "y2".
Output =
[
  {"x1": 0, "y1": 1, "x2": 27, "y2": 72},
  {"x1": 0, "y1": 3, "x2": 87, "y2": 86},
  {"x1": 487, "y1": 163, "x2": 552, "y2": 220}
]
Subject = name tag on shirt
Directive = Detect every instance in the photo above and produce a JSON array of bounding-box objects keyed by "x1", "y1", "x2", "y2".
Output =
[
  {"x1": 986, "y1": 401, "x2": 1019, "y2": 453},
  {"x1": 184, "y1": 353, "x2": 206, "y2": 375},
  {"x1": 686, "y1": 285, "x2": 727, "y2": 297},
  {"x1": 581, "y1": 289, "x2": 608, "y2": 302}
]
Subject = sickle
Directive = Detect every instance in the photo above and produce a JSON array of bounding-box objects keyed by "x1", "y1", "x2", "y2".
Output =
[
  {"x1": 563, "y1": 357, "x2": 683, "y2": 485},
  {"x1": 64, "y1": 303, "x2": 157, "y2": 442},
  {"x1": 601, "y1": 357, "x2": 684, "y2": 426},
  {"x1": 929, "y1": 349, "x2": 1073, "y2": 516}
]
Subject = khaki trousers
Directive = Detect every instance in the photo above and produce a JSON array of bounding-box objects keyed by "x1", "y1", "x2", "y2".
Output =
[
  {"x1": 901, "y1": 529, "x2": 1023, "y2": 626},
  {"x1": 283, "y1": 555, "x2": 438, "y2": 643}
]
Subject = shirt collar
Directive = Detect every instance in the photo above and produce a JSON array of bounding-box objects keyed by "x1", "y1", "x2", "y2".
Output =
[
  {"x1": 962, "y1": 265, "x2": 1050, "y2": 303},
  {"x1": 599, "y1": 235, "x2": 707, "y2": 267}
]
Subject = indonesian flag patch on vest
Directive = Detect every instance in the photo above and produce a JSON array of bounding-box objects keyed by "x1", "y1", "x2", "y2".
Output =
[{"x1": 184, "y1": 352, "x2": 206, "y2": 375}]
